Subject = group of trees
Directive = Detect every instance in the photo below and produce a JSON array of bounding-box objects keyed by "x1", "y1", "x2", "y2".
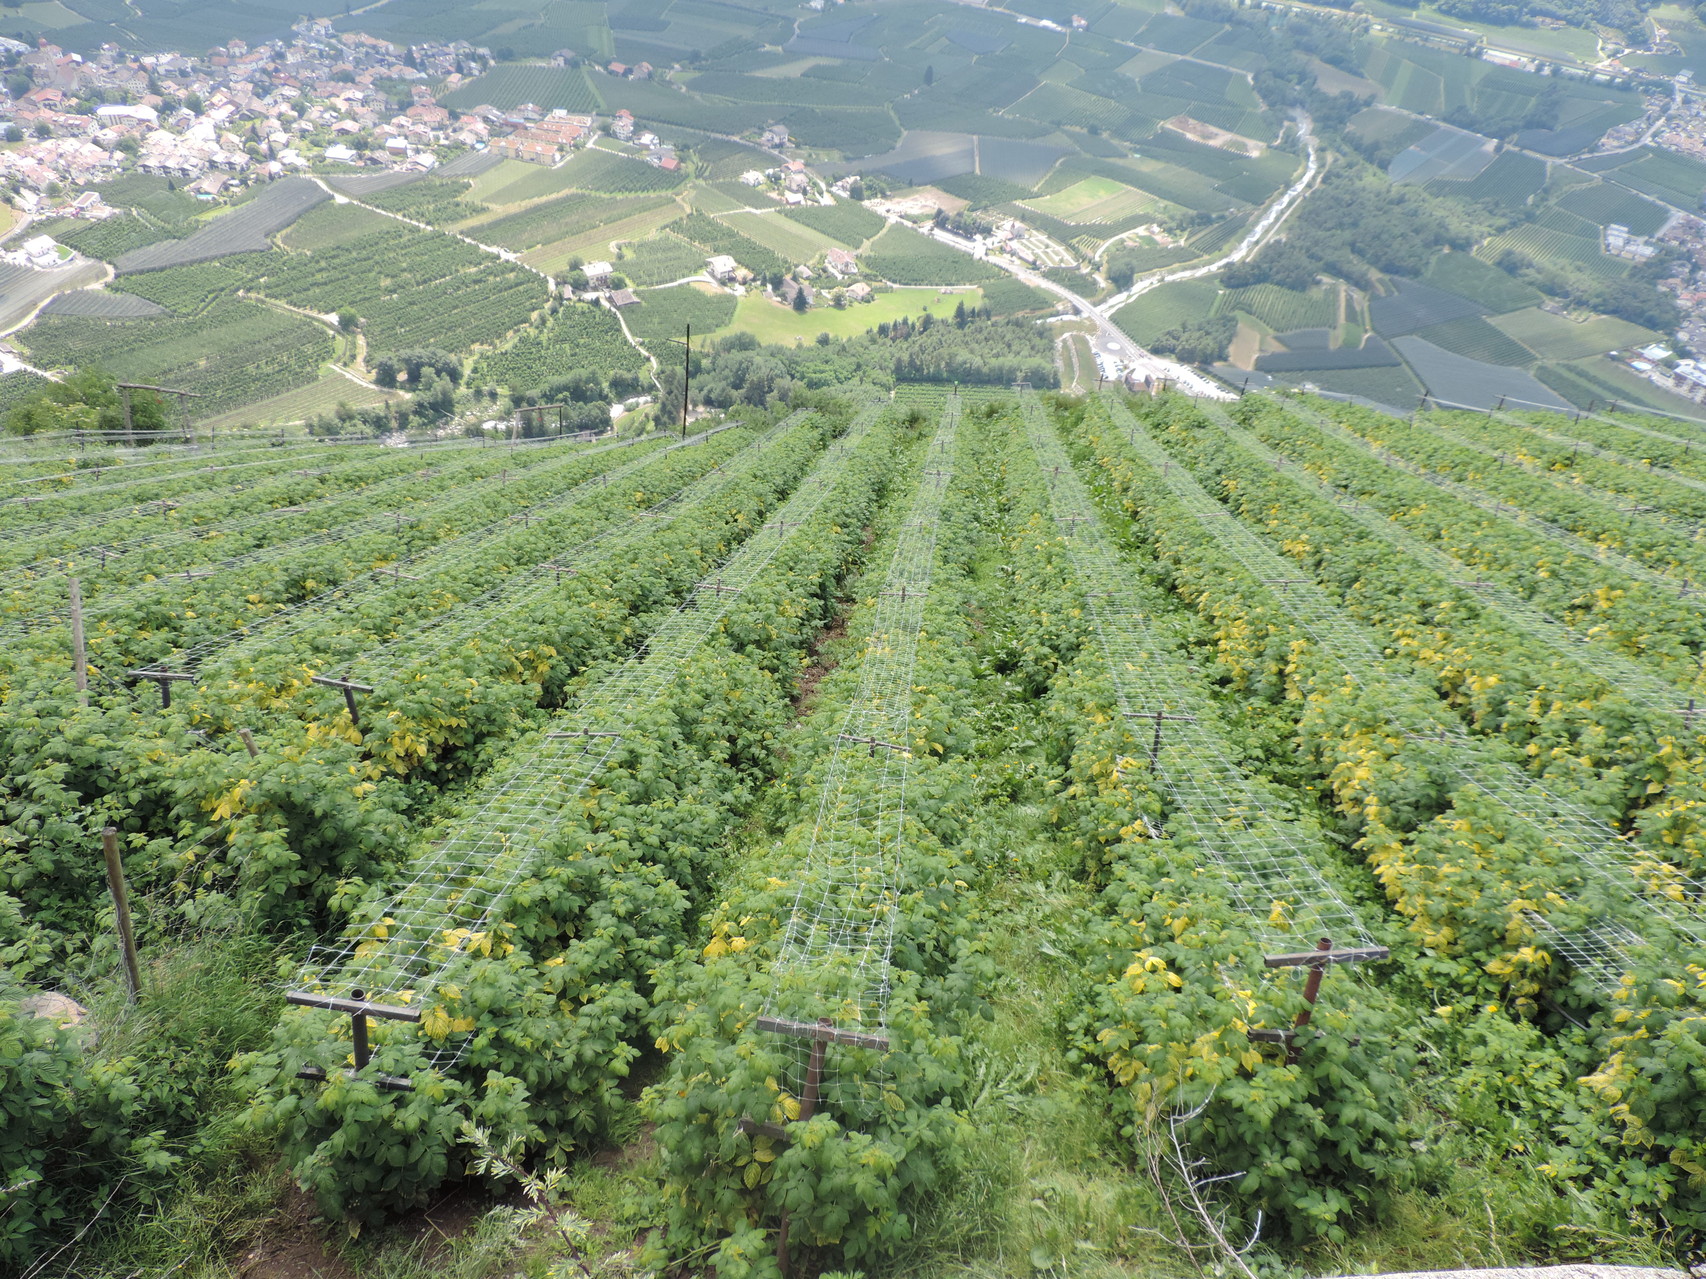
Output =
[
  {"x1": 1489, "y1": 244, "x2": 1682, "y2": 330},
  {"x1": 1222, "y1": 168, "x2": 1475, "y2": 291},
  {"x1": 1149, "y1": 316, "x2": 1238, "y2": 365},
  {"x1": 370, "y1": 349, "x2": 464, "y2": 390},
  {"x1": 4, "y1": 369, "x2": 170, "y2": 437}
]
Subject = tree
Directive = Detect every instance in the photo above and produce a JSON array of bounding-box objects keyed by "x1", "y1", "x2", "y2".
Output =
[
  {"x1": 2, "y1": 124, "x2": 19, "y2": 143},
  {"x1": 32, "y1": 120, "x2": 49, "y2": 139},
  {"x1": 791, "y1": 285, "x2": 809, "y2": 312},
  {"x1": 337, "y1": 308, "x2": 358, "y2": 333},
  {"x1": 5, "y1": 368, "x2": 169, "y2": 437},
  {"x1": 184, "y1": 91, "x2": 203, "y2": 113},
  {"x1": 923, "y1": 64, "x2": 934, "y2": 86}
]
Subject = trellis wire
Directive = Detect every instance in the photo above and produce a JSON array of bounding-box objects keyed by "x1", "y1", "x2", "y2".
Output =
[
  {"x1": 1277, "y1": 395, "x2": 1690, "y2": 594},
  {"x1": 1419, "y1": 401, "x2": 1706, "y2": 542},
  {"x1": 159, "y1": 431, "x2": 714, "y2": 673},
  {"x1": 1200, "y1": 403, "x2": 1705, "y2": 718},
  {"x1": 344, "y1": 415, "x2": 814, "y2": 687},
  {"x1": 293, "y1": 404, "x2": 888, "y2": 1070},
  {"x1": 762, "y1": 396, "x2": 960, "y2": 1120},
  {"x1": 1, "y1": 433, "x2": 636, "y2": 590},
  {"x1": 1115, "y1": 396, "x2": 1706, "y2": 970},
  {"x1": 1021, "y1": 394, "x2": 1372, "y2": 948}
]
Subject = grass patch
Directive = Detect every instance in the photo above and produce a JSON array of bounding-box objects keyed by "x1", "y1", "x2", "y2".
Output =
[
  {"x1": 721, "y1": 285, "x2": 985, "y2": 345},
  {"x1": 1490, "y1": 307, "x2": 1660, "y2": 361}
]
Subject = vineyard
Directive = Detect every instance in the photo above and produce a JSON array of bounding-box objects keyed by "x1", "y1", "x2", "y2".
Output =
[{"x1": 6, "y1": 383, "x2": 1706, "y2": 1279}]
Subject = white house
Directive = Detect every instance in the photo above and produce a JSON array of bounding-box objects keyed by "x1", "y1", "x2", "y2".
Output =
[{"x1": 706, "y1": 254, "x2": 738, "y2": 281}]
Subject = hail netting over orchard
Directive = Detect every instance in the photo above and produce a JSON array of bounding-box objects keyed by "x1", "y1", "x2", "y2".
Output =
[
  {"x1": 293, "y1": 402, "x2": 889, "y2": 1071},
  {"x1": 344, "y1": 415, "x2": 810, "y2": 691},
  {"x1": 760, "y1": 395, "x2": 960, "y2": 1114},
  {"x1": 1016, "y1": 393, "x2": 1372, "y2": 949},
  {"x1": 1200, "y1": 401, "x2": 1706, "y2": 733},
  {"x1": 1107, "y1": 393, "x2": 1706, "y2": 985}
]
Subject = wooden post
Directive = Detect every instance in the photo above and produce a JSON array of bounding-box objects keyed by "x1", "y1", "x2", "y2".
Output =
[
  {"x1": 736, "y1": 1015, "x2": 890, "y2": 1278},
  {"x1": 68, "y1": 577, "x2": 87, "y2": 708},
  {"x1": 120, "y1": 385, "x2": 134, "y2": 447},
  {"x1": 1257, "y1": 940, "x2": 1389, "y2": 1065},
  {"x1": 102, "y1": 827, "x2": 141, "y2": 1003},
  {"x1": 238, "y1": 727, "x2": 259, "y2": 758}
]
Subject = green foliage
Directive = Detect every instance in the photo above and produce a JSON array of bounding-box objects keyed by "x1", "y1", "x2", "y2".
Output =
[
  {"x1": 862, "y1": 226, "x2": 1003, "y2": 287},
  {"x1": 4, "y1": 367, "x2": 170, "y2": 436},
  {"x1": 624, "y1": 286, "x2": 738, "y2": 344}
]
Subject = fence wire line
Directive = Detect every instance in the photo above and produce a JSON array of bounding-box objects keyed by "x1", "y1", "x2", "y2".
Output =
[
  {"x1": 1114, "y1": 395, "x2": 1706, "y2": 975},
  {"x1": 7, "y1": 448, "x2": 619, "y2": 636},
  {"x1": 1277, "y1": 396, "x2": 1692, "y2": 594},
  {"x1": 760, "y1": 396, "x2": 959, "y2": 1121},
  {"x1": 1201, "y1": 404, "x2": 1706, "y2": 718},
  {"x1": 118, "y1": 430, "x2": 721, "y2": 677},
  {"x1": 343, "y1": 416, "x2": 815, "y2": 688},
  {"x1": 1417, "y1": 402, "x2": 1706, "y2": 544},
  {"x1": 1020, "y1": 394, "x2": 1371, "y2": 948},
  {"x1": 2, "y1": 434, "x2": 635, "y2": 590},
  {"x1": 293, "y1": 404, "x2": 888, "y2": 1070}
]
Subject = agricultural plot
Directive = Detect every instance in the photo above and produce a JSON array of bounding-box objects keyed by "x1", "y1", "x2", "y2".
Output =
[
  {"x1": 280, "y1": 202, "x2": 395, "y2": 253},
  {"x1": 1421, "y1": 251, "x2": 1543, "y2": 314},
  {"x1": 198, "y1": 371, "x2": 396, "y2": 431},
  {"x1": 1425, "y1": 150, "x2": 1546, "y2": 208},
  {"x1": 1371, "y1": 279, "x2": 1486, "y2": 336},
  {"x1": 39, "y1": 288, "x2": 165, "y2": 318},
  {"x1": 437, "y1": 64, "x2": 600, "y2": 112},
  {"x1": 1489, "y1": 306, "x2": 1661, "y2": 361},
  {"x1": 557, "y1": 148, "x2": 688, "y2": 195},
  {"x1": 1413, "y1": 314, "x2": 1536, "y2": 367},
  {"x1": 622, "y1": 283, "x2": 738, "y2": 344},
  {"x1": 1212, "y1": 282, "x2": 1337, "y2": 332},
  {"x1": 361, "y1": 178, "x2": 487, "y2": 228},
  {"x1": 1393, "y1": 334, "x2": 1570, "y2": 409},
  {"x1": 1578, "y1": 146, "x2": 1706, "y2": 209},
  {"x1": 1022, "y1": 175, "x2": 1161, "y2": 225},
  {"x1": 1256, "y1": 336, "x2": 1402, "y2": 372},
  {"x1": 1111, "y1": 277, "x2": 1220, "y2": 346},
  {"x1": 1480, "y1": 223, "x2": 1629, "y2": 280},
  {"x1": 0, "y1": 258, "x2": 108, "y2": 332},
  {"x1": 523, "y1": 201, "x2": 685, "y2": 274},
  {"x1": 248, "y1": 223, "x2": 548, "y2": 354},
  {"x1": 717, "y1": 210, "x2": 839, "y2": 265},
  {"x1": 841, "y1": 131, "x2": 978, "y2": 185},
  {"x1": 114, "y1": 179, "x2": 329, "y2": 274},
  {"x1": 862, "y1": 224, "x2": 1003, "y2": 286},
  {"x1": 780, "y1": 200, "x2": 886, "y2": 248},
  {"x1": 1554, "y1": 182, "x2": 1670, "y2": 236},
  {"x1": 1388, "y1": 126, "x2": 1495, "y2": 184},
  {"x1": 17, "y1": 295, "x2": 333, "y2": 417},
  {"x1": 614, "y1": 231, "x2": 708, "y2": 286},
  {"x1": 469, "y1": 300, "x2": 649, "y2": 393},
  {"x1": 469, "y1": 193, "x2": 673, "y2": 254}
]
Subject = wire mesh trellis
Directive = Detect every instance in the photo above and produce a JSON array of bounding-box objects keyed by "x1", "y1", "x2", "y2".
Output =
[
  {"x1": 68, "y1": 433, "x2": 658, "y2": 639},
  {"x1": 2, "y1": 431, "x2": 621, "y2": 593},
  {"x1": 1114, "y1": 395, "x2": 1706, "y2": 978},
  {"x1": 759, "y1": 395, "x2": 960, "y2": 1124},
  {"x1": 1199, "y1": 402, "x2": 1706, "y2": 720},
  {"x1": 344, "y1": 414, "x2": 816, "y2": 689},
  {"x1": 1276, "y1": 395, "x2": 1691, "y2": 595},
  {"x1": 1416, "y1": 401, "x2": 1706, "y2": 544},
  {"x1": 292, "y1": 404, "x2": 889, "y2": 1072},
  {"x1": 128, "y1": 428, "x2": 728, "y2": 678},
  {"x1": 1020, "y1": 393, "x2": 1374, "y2": 949}
]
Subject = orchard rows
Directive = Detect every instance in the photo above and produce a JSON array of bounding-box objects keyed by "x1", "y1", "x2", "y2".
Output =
[{"x1": 5, "y1": 388, "x2": 1706, "y2": 1270}]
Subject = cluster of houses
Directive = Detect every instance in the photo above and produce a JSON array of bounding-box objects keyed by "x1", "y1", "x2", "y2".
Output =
[
  {"x1": 1604, "y1": 222, "x2": 1659, "y2": 262},
  {"x1": 489, "y1": 109, "x2": 594, "y2": 165}
]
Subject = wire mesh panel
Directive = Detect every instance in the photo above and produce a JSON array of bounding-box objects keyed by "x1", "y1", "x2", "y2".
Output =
[
  {"x1": 1275, "y1": 396, "x2": 1690, "y2": 594},
  {"x1": 1110, "y1": 395, "x2": 1706, "y2": 966},
  {"x1": 760, "y1": 395, "x2": 959, "y2": 1122},
  {"x1": 293, "y1": 404, "x2": 890, "y2": 1070},
  {"x1": 1021, "y1": 394, "x2": 1373, "y2": 948},
  {"x1": 1199, "y1": 403, "x2": 1706, "y2": 720},
  {"x1": 1417, "y1": 403, "x2": 1706, "y2": 543},
  {"x1": 347, "y1": 415, "x2": 815, "y2": 689},
  {"x1": 142, "y1": 428, "x2": 728, "y2": 675}
]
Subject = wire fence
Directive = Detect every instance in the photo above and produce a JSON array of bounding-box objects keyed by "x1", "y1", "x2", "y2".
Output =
[
  {"x1": 1276, "y1": 395, "x2": 1694, "y2": 596},
  {"x1": 1202, "y1": 403, "x2": 1706, "y2": 718},
  {"x1": 292, "y1": 404, "x2": 889, "y2": 1071},
  {"x1": 120, "y1": 431, "x2": 715, "y2": 677},
  {"x1": 1112, "y1": 394, "x2": 1706, "y2": 976},
  {"x1": 1022, "y1": 393, "x2": 1374, "y2": 948},
  {"x1": 761, "y1": 395, "x2": 960, "y2": 1122}
]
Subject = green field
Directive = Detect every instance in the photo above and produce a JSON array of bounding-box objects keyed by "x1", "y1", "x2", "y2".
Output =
[
  {"x1": 1490, "y1": 306, "x2": 1661, "y2": 360},
  {"x1": 862, "y1": 224, "x2": 1004, "y2": 286},
  {"x1": 1023, "y1": 176, "x2": 1162, "y2": 224},
  {"x1": 1422, "y1": 251, "x2": 1544, "y2": 314},
  {"x1": 718, "y1": 209, "x2": 840, "y2": 264},
  {"x1": 1212, "y1": 282, "x2": 1337, "y2": 333},
  {"x1": 1111, "y1": 277, "x2": 1221, "y2": 346},
  {"x1": 721, "y1": 284, "x2": 988, "y2": 344},
  {"x1": 437, "y1": 64, "x2": 602, "y2": 112},
  {"x1": 622, "y1": 282, "x2": 739, "y2": 344},
  {"x1": 200, "y1": 370, "x2": 397, "y2": 430}
]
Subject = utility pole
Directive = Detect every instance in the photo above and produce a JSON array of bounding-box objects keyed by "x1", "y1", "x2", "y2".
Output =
[{"x1": 667, "y1": 323, "x2": 692, "y2": 440}]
